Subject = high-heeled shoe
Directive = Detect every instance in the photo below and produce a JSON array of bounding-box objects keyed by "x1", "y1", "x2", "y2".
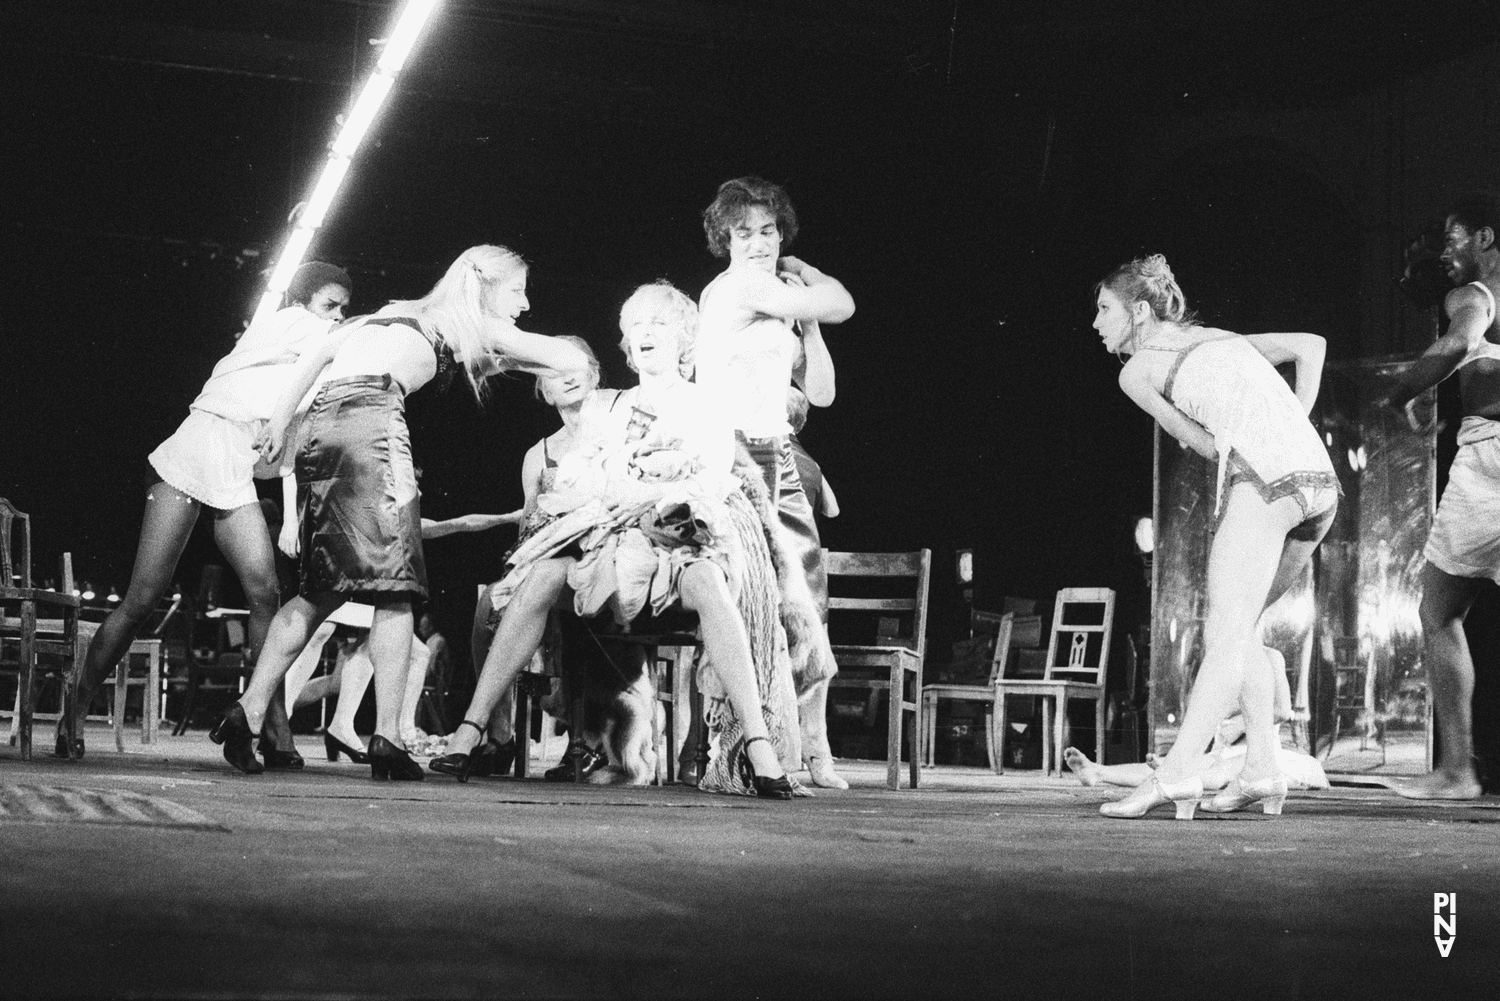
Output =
[
  {"x1": 54, "y1": 727, "x2": 84, "y2": 760},
  {"x1": 369, "y1": 734, "x2": 424, "y2": 781},
  {"x1": 209, "y1": 704, "x2": 265, "y2": 775},
  {"x1": 741, "y1": 736, "x2": 794, "y2": 800},
  {"x1": 323, "y1": 731, "x2": 369, "y2": 764},
  {"x1": 256, "y1": 733, "x2": 305, "y2": 771},
  {"x1": 486, "y1": 737, "x2": 518, "y2": 777},
  {"x1": 543, "y1": 740, "x2": 606, "y2": 782},
  {"x1": 428, "y1": 720, "x2": 484, "y2": 782},
  {"x1": 1200, "y1": 774, "x2": 1289, "y2": 815},
  {"x1": 1099, "y1": 773, "x2": 1202, "y2": 820}
]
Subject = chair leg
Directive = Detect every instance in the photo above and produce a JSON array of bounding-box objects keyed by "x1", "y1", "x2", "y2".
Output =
[
  {"x1": 920, "y1": 694, "x2": 933, "y2": 768},
  {"x1": 1041, "y1": 698, "x2": 1054, "y2": 776},
  {"x1": 906, "y1": 659, "x2": 920, "y2": 790},
  {"x1": 885, "y1": 660, "x2": 902, "y2": 790},
  {"x1": 19, "y1": 600, "x2": 37, "y2": 761},
  {"x1": 114, "y1": 658, "x2": 127, "y2": 754},
  {"x1": 513, "y1": 680, "x2": 531, "y2": 779},
  {"x1": 994, "y1": 694, "x2": 1007, "y2": 775},
  {"x1": 145, "y1": 645, "x2": 160, "y2": 746},
  {"x1": 1094, "y1": 693, "x2": 1106, "y2": 767},
  {"x1": 984, "y1": 703, "x2": 997, "y2": 773}
]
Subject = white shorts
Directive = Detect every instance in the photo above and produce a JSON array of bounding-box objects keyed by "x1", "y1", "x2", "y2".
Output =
[
  {"x1": 146, "y1": 409, "x2": 265, "y2": 511},
  {"x1": 1426, "y1": 434, "x2": 1500, "y2": 582}
]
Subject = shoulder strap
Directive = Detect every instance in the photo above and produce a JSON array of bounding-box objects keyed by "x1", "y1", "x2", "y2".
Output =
[{"x1": 1470, "y1": 282, "x2": 1497, "y2": 324}]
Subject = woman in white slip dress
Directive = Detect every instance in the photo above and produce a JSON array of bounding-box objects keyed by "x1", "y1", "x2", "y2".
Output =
[{"x1": 1094, "y1": 254, "x2": 1337, "y2": 820}]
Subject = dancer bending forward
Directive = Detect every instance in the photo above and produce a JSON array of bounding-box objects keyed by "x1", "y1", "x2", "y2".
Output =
[
  {"x1": 1094, "y1": 254, "x2": 1337, "y2": 819},
  {"x1": 433, "y1": 282, "x2": 808, "y2": 798},
  {"x1": 212, "y1": 245, "x2": 589, "y2": 778}
]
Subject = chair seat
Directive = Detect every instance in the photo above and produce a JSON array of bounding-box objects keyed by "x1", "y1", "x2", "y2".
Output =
[
  {"x1": 995, "y1": 679, "x2": 1103, "y2": 697},
  {"x1": 0, "y1": 589, "x2": 81, "y2": 610},
  {"x1": 829, "y1": 645, "x2": 921, "y2": 670},
  {"x1": 920, "y1": 683, "x2": 996, "y2": 702}
]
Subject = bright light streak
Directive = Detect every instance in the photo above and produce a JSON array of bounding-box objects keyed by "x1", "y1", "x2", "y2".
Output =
[
  {"x1": 248, "y1": 0, "x2": 441, "y2": 326},
  {"x1": 331, "y1": 73, "x2": 396, "y2": 158},
  {"x1": 377, "y1": 0, "x2": 440, "y2": 73},
  {"x1": 301, "y1": 156, "x2": 353, "y2": 229},
  {"x1": 1133, "y1": 516, "x2": 1154, "y2": 555},
  {"x1": 268, "y1": 227, "x2": 317, "y2": 292}
]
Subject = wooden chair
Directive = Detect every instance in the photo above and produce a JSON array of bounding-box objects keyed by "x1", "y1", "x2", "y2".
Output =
[
  {"x1": 0, "y1": 498, "x2": 82, "y2": 760},
  {"x1": 994, "y1": 587, "x2": 1114, "y2": 776},
  {"x1": 921, "y1": 611, "x2": 1016, "y2": 771},
  {"x1": 825, "y1": 549, "x2": 932, "y2": 790}
]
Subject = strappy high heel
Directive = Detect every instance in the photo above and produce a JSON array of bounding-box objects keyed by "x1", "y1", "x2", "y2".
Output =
[
  {"x1": 1100, "y1": 774, "x2": 1202, "y2": 820},
  {"x1": 1200, "y1": 774, "x2": 1289, "y2": 815},
  {"x1": 742, "y1": 736, "x2": 794, "y2": 800},
  {"x1": 369, "y1": 734, "x2": 424, "y2": 781},
  {"x1": 323, "y1": 731, "x2": 369, "y2": 764},
  {"x1": 428, "y1": 720, "x2": 484, "y2": 783}
]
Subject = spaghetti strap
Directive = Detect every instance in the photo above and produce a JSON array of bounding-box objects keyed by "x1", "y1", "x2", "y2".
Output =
[{"x1": 1162, "y1": 335, "x2": 1237, "y2": 404}]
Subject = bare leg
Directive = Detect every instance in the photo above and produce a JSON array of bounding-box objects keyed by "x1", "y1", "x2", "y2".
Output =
[
  {"x1": 213, "y1": 503, "x2": 292, "y2": 748},
  {"x1": 366, "y1": 601, "x2": 414, "y2": 743},
  {"x1": 472, "y1": 589, "x2": 515, "y2": 744},
  {"x1": 1399, "y1": 564, "x2": 1485, "y2": 799},
  {"x1": 237, "y1": 593, "x2": 346, "y2": 732},
  {"x1": 799, "y1": 679, "x2": 847, "y2": 788},
  {"x1": 399, "y1": 636, "x2": 430, "y2": 746},
  {"x1": 284, "y1": 621, "x2": 338, "y2": 708},
  {"x1": 327, "y1": 643, "x2": 373, "y2": 749},
  {"x1": 679, "y1": 562, "x2": 783, "y2": 781},
  {"x1": 1063, "y1": 747, "x2": 1153, "y2": 787},
  {"x1": 73, "y1": 482, "x2": 200, "y2": 735},
  {"x1": 1155, "y1": 488, "x2": 1311, "y2": 786},
  {"x1": 444, "y1": 559, "x2": 572, "y2": 759}
]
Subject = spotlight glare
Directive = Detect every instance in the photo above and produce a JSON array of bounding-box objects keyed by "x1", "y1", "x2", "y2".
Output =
[
  {"x1": 955, "y1": 548, "x2": 974, "y2": 585},
  {"x1": 1133, "y1": 516, "x2": 1155, "y2": 555},
  {"x1": 107, "y1": 587, "x2": 121, "y2": 603},
  {"x1": 267, "y1": 228, "x2": 318, "y2": 294},
  {"x1": 331, "y1": 73, "x2": 396, "y2": 158},
  {"x1": 300, "y1": 156, "x2": 353, "y2": 230},
  {"x1": 377, "y1": 0, "x2": 440, "y2": 74}
]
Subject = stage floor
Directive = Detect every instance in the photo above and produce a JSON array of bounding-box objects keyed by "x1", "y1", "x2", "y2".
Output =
[{"x1": 2, "y1": 724, "x2": 1495, "y2": 998}]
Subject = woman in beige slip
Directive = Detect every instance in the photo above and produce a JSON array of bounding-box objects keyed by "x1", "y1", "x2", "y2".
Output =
[{"x1": 1093, "y1": 254, "x2": 1337, "y2": 820}]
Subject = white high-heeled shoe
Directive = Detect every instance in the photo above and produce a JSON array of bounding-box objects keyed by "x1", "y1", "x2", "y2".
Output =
[
  {"x1": 1199, "y1": 774, "x2": 1289, "y2": 815},
  {"x1": 1100, "y1": 774, "x2": 1203, "y2": 820}
]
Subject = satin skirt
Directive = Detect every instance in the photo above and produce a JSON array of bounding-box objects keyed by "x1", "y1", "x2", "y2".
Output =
[
  {"x1": 296, "y1": 375, "x2": 427, "y2": 600},
  {"x1": 738, "y1": 432, "x2": 828, "y2": 620}
]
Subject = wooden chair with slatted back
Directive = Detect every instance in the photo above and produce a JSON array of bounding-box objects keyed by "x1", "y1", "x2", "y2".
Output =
[
  {"x1": 993, "y1": 587, "x2": 1115, "y2": 776},
  {"x1": 825, "y1": 549, "x2": 931, "y2": 790},
  {"x1": 1, "y1": 497, "x2": 82, "y2": 760},
  {"x1": 920, "y1": 611, "x2": 1015, "y2": 771}
]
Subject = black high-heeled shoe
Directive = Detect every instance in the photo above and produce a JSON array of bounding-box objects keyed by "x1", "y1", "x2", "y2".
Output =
[
  {"x1": 256, "y1": 734, "x2": 305, "y2": 771},
  {"x1": 369, "y1": 734, "x2": 424, "y2": 781},
  {"x1": 209, "y1": 704, "x2": 266, "y2": 775},
  {"x1": 741, "y1": 736, "x2": 793, "y2": 800},
  {"x1": 323, "y1": 731, "x2": 369, "y2": 764},
  {"x1": 429, "y1": 720, "x2": 484, "y2": 783},
  {"x1": 486, "y1": 737, "x2": 518, "y2": 778},
  {"x1": 54, "y1": 727, "x2": 84, "y2": 760}
]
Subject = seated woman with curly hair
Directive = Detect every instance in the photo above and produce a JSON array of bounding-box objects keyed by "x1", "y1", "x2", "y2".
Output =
[{"x1": 432, "y1": 281, "x2": 814, "y2": 798}]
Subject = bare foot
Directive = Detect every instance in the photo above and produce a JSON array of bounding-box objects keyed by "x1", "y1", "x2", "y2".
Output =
[
  {"x1": 804, "y1": 754, "x2": 849, "y2": 790},
  {"x1": 1396, "y1": 770, "x2": 1482, "y2": 801},
  {"x1": 1063, "y1": 746, "x2": 1104, "y2": 787}
]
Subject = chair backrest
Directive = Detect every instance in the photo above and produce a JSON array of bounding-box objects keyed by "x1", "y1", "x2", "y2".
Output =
[
  {"x1": 985, "y1": 611, "x2": 1016, "y2": 685},
  {"x1": 1042, "y1": 587, "x2": 1115, "y2": 686},
  {"x1": 824, "y1": 549, "x2": 932, "y2": 655},
  {"x1": 1, "y1": 497, "x2": 31, "y2": 590}
]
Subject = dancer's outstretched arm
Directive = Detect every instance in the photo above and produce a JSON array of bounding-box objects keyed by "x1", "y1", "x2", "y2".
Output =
[
  {"x1": 1381, "y1": 284, "x2": 1494, "y2": 420},
  {"x1": 420, "y1": 512, "x2": 523, "y2": 538}
]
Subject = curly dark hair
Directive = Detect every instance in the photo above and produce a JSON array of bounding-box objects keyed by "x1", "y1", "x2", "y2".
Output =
[
  {"x1": 702, "y1": 176, "x2": 799, "y2": 259},
  {"x1": 1447, "y1": 190, "x2": 1500, "y2": 240}
]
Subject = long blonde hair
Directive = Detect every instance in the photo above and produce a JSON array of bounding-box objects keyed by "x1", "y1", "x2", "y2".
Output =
[{"x1": 384, "y1": 244, "x2": 528, "y2": 400}]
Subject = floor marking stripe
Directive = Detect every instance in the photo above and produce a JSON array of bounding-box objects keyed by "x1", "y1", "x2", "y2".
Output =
[{"x1": 0, "y1": 784, "x2": 226, "y2": 831}]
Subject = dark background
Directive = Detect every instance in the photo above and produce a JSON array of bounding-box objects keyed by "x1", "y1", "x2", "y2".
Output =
[{"x1": 4, "y1": 1, "x2": 1500, "y2": 733}]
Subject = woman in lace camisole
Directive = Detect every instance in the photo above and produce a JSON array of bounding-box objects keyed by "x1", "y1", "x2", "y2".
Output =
[{"x1": 1092, "y1": 254, "x2": 1336, "y2": 821}]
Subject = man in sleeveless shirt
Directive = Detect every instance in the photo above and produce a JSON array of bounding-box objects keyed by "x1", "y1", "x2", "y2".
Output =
[
  {"x1": 1382, "y1": 190, "x2": 1500, "y2": 799},
  {"x1": 698, "y1": 177, "x2": 854, "y2": 789}
]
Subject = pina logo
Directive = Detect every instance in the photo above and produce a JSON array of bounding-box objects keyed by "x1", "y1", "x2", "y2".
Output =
[{"x1": 1434, "y1": 893, "x2": 1457, "y2": 957}]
